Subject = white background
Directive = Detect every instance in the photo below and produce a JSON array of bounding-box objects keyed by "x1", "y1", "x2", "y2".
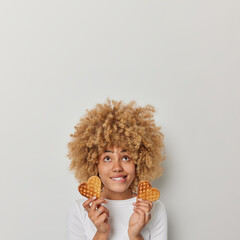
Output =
[{"x1": 0, "y1": 1, "x2": 239, "y2": 239}]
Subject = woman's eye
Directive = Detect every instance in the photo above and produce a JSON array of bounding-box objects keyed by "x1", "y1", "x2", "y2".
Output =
[
  {"x1": 123, "y1": 156, "x2": 130, "y2": 161},
  {"x1": 104, "y1": 156, "x2": 111, "y2": 162}
]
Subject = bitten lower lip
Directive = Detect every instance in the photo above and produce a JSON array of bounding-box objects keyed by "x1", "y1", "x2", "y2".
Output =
[{"x1": 110, "y1": 177, "x2": 127, "y2": 182}]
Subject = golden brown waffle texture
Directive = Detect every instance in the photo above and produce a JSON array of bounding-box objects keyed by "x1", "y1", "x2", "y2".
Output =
[
  {"x1": 137, "y1": 180, "x2": 160, "y2": 202},
  {"x1": 78, "y1": 176, "x2": 101, "y2": 199}
]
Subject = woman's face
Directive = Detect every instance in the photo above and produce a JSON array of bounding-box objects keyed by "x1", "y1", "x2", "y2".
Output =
[{"x1": 98, "y1": 146, "x2": 136, "y2": 200}]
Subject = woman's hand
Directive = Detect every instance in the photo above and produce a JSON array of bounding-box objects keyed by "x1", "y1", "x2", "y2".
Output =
[
  {"x1": 128, "y1": 199, "x2": 153, "y2": 240},
  {"x1": 82, "y1": 197, "x2": 110, "y2": 238}
]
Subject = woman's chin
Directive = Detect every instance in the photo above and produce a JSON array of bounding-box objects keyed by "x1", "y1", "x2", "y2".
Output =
[{"x1": 104, "y1": 185, "x2": 131, "y2": 194}]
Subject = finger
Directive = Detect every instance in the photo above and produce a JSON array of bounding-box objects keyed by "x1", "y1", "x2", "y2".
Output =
[
  {"x1": 134, "y1": 206, "x2": 151, "y2": 223},
  {"x1": 82, "y1": 196, "x2": 97, "y2": 211},
  {"x1": 94, "y1": 205, "x2": 110, "y2": 217},
  {"x1": 89, "y1": 198, "x2": 108, "y2": 213},
  {"x1": 135, "y1": 205, "x2": 151, "y2": 213},
  {"x1": 95, "y1": 212, "x2": 109, "y2": 225},
  {"x1": 136, "y1": 199, "x2": 153, "y2": 210},
  {"x1": 134, "y1": 208, "x2": 145, "y2": 222},
  {"x1": 145, "y1": 212, "x2": 151, "y2": 223},
  {"x1": 91, "y1": 198, "x2": 108, "y2": 208},
  {"x1": 133, "y1": 202, "x2": 153, "y2": 212}
]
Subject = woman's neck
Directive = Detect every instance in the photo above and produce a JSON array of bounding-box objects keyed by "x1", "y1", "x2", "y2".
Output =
[{"x1": 100, "y1": 188, "x2": 137, "y2": 200}]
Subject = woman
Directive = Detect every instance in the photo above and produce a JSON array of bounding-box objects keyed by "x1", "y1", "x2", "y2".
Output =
[{"x1": 67, "y1": 99, "x2": 167, "y2": 240}]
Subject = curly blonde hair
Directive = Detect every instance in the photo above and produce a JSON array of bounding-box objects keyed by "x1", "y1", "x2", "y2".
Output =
[{"x1": 67, "y1": 99, "x2": 166, "y2": 192}]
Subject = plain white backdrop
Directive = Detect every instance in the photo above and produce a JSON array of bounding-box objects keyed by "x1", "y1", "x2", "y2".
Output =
[{"x1": 0, "y1": 0, "x2": 239, "y2": 239}]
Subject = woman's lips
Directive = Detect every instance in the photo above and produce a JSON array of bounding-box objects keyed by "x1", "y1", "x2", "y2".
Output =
[{"x1": 110, "y1": 176, "x2": 127, "y2": 182}]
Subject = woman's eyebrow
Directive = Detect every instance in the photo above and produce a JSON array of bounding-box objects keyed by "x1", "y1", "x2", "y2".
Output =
[{"x1": 104, "y1": 150, "x2": 127, "y2": 153}]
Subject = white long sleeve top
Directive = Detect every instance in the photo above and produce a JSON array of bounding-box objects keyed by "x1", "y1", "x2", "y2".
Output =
[{"x1": 68, "y1": 196, "x2": 167, "y2": 240}]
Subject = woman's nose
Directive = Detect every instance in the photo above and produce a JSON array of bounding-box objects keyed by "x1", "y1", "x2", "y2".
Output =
[{"x1": 112, "y1": 160, "x2": 123, "y2": 172}]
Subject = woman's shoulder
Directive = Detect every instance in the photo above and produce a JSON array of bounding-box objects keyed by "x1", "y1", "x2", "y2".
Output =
[
  {"x1": 151, "y1": 199, "x2": 167, "y2": 220},
  {"x1": 154, "y1": 199, "x2": 167, "y2": 209},
  {"x1": 68, "y1": 198, "x2": 88, "y2": 217},
  {"x1": 145, "y1": 199, "x2": 167, "y2": 239},
  {"x1": 75, "y1": 197, "x2": 87, "y2": 206},
  {"x1": 67, "y1": 198, "x2": 90, "y2": 237}
]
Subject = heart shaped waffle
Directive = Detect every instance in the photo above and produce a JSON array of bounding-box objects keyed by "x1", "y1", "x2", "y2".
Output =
[
  {"x1": 137, "y1": 180, "x2": 160, "y2": 202},
  {"x1": 78, "y1": 176, "x2": 101, "y2": 199}
]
